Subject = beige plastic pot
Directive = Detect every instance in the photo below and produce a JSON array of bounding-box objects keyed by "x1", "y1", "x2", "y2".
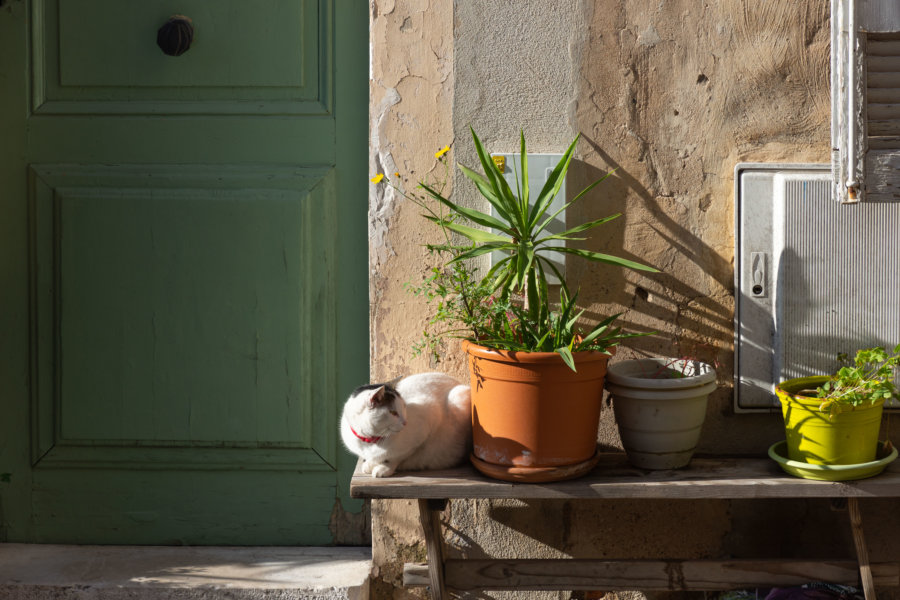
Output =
[{"x1": 606, "y1": 358, "x2": 717, "y2": 469}]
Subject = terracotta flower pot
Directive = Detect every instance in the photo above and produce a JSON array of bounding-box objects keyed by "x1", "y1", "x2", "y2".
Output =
[{"x1": 462, "y1": 340, "x2": 611, "y2": 482}]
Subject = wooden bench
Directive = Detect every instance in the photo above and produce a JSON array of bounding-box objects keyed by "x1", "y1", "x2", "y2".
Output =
[{"x1": 351, "y1": 453, "x2": 900, "y2": 600}]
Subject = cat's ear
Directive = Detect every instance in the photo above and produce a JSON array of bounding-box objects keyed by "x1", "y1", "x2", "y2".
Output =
[
  {"x1": 387, "y1": 375, "x2": 404, "y2": 388},
  {"x1": 366, "y1": 386, "x2": 386, "y2": 408}
]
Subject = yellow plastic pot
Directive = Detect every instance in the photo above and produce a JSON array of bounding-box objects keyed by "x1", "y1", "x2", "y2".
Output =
[{"x1": 776, "y1": 376, "x2": 885, "y2": 465}]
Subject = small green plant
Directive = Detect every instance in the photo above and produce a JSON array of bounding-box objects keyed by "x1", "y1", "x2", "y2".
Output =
[
  {"x1": 816, "y1": 345, "x2": 900, "y2": 416},
  {"x1": 375, "y1": 128, "x2": 659, "y2": 370}
]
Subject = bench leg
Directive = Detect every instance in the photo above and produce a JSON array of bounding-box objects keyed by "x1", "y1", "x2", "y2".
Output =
[
  {"x1": 418, "y1": 498, "x2": 449, "y2": 600},
  {"x1": 848, "y1": 498, "x2": 876, "y2": 600}
]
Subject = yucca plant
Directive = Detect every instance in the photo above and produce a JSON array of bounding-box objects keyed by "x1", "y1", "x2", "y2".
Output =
[
  {"x1": 376, "y1": 128, "x2": 658, "y2": 370},
  {"x1": 424, "y1": 128, "x2": 657, "y2": 368},
  {"x1": 423, "y1": 128, "x2": 655, "y2": 315}
]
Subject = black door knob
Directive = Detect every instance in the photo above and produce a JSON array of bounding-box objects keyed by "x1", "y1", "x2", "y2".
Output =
[{"x1": 157, "y1": 15, "x2": 193, "y2": 57}]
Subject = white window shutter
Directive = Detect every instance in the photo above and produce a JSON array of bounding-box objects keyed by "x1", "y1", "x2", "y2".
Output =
[{"x1": 832, "y1": 0, "x2": 900, "y2": 203}]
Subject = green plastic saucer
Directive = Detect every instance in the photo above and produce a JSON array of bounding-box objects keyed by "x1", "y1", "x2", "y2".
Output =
[{"x1": 768, "y1": 440, "x2": 898, "y2": 481}]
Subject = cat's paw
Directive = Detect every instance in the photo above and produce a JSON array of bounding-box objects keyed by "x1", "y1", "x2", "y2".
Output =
[
  {"x1": 371, "y1": 464, "x2": 395, "y2": 478},
  {"x1": 360, "y1": 460, "x2": 374, "y2": 474}
]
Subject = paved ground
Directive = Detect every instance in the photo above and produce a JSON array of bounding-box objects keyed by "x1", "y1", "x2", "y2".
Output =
[{"x1": 0, "y1": 544, "x2": 371, "y2": 600}]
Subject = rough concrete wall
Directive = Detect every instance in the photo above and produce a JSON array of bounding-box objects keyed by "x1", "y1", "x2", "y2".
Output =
[
  {"x1": 368, "y1": 1, "x2": 900, "y2": 600},
  {"x1": 453, "y1": 0, "x2": 587, "y2": 155}
]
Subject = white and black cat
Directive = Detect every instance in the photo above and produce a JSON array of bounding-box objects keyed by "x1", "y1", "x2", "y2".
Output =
[{"x1": 340, "y1": 372, "x2": 471, "y2": 477}]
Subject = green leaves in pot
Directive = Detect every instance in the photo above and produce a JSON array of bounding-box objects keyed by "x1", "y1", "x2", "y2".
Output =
[
  {"x1": 421, "y1": 128, "x2": 658, "y2": 324},
  {"x1": 382, "y1": 128, "x2": 659, "y2": 370},
  {"x1": 816, "y1": 344, "x2": 900, "y2": 415}
]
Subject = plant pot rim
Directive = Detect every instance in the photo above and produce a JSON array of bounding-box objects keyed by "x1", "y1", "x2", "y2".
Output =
[
  {"x1": 606, "y1": 357, "x2": 716, "y2": 388},
  {"x1": 775, "y1": 375, "x2": 829, "y2": 397},
  {"x1": 461, "y1": 339, "x2": 613, "y2": 364},
  {"x1": 775, "y1": 375, "x2": 887, "y2": 411}
]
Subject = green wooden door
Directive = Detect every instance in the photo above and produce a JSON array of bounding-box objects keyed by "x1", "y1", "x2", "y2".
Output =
[{"x1": 0, "y1": 1, "x2": 368, "y2": 544}]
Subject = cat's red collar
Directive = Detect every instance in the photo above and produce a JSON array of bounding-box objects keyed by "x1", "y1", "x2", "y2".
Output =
[{"x1": 350, "y1": 426, "x2": 383, "y2": 444}]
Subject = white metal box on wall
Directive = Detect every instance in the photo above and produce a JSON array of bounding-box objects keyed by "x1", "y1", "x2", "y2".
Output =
[{"x1": 734, "y1": 164, "x2": 900, "y2": 410}]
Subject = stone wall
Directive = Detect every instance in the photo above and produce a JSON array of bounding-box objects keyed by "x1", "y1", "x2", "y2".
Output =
[{"x1": 368, "y1": 1, "x2": 900, "y2": 599}]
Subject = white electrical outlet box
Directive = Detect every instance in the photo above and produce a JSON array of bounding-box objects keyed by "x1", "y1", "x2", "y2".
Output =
[
  {"x1": 490, "y1": 153, "x2": 565, "y2": 285},
  {"x1": 734, "y1": 163, "x2": 900, "y2": 411}
]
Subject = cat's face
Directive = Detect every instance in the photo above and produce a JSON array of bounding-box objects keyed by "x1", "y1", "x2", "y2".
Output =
[{"x1": 352, "y1": 383, "x2": 407, "y2": 435}]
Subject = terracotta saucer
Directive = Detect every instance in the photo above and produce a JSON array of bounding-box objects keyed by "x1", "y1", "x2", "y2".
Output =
[{"x1": 470, "y1": 450, "x2": 601, "y2": 483}]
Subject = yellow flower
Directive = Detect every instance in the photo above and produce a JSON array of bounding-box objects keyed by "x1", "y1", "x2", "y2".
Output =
[
  {"x1": 394, "y1": 172, "x2": 400, "y2": 177},
  {"x1": 370, "y1": 173, "x2": 385, "y2": 184},
  {"x1": 435, "y1": 145, "x2": 450, "y2": 158}
]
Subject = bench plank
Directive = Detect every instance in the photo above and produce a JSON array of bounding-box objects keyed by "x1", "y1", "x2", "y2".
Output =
[
  {"x1": 350, "y1": 455, "x2": 900, "y2": 500},
  {"x1": 404, "y1": 560, "x2": 900, "y2": 591}
]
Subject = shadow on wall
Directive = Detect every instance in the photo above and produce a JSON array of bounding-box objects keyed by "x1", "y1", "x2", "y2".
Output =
[
  {"x1": 446, "y1": 498, "x2": 889, "y2": 566},
  {"x1": 562, "y1": 139, "x2": 733, "y2": 366},
  {"x1": 464, "y1": 498, "x2": 869, "y2": 561},
  {"x1": 441, "y1": 497, "x2": 731, "y2": 561}
]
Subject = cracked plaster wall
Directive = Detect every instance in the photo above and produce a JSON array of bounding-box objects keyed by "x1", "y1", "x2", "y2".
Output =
[
  {"x1": 369, "y1": 0, "x2": 456, "y2": 383},
  {"x1": 368, "y1": 2, "x2": 900, "y2": 599}
]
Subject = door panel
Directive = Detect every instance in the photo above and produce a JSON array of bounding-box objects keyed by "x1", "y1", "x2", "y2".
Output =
[
  {"x1": 57, "y1": 2, "x2": 310, "y2": 88},
  {"x1": 31, "y1": 470, "x2": 340, "y2": 545},
  {"x1": 0, "y1": 0, "x2": 367, "y2": 544},
  {"x1": 32, "y1": 164, "x2": 337, "y2": 458},
  {"x1": 35, "y1": 0, "x2": 327, "y2": 114}
]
